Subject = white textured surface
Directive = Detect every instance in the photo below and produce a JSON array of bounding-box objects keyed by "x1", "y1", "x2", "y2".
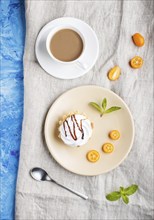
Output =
[{"x1": 16, "y1": 1, "x2": 154, "y2": 219}]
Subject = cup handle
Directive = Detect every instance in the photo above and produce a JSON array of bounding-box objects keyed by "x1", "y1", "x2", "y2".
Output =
[{"x1": 76, "y1": 60, "x2": 88, "y2": 70}]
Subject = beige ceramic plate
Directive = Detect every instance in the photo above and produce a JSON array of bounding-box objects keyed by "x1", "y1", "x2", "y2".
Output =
[{"x1": 44, "y1": 86, "x2": 134, "y2": 176}]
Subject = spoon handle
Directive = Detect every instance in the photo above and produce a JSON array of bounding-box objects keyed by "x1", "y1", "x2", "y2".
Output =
[{"x1": 54, "y1": 181, "x2": 88, "y2": 200}]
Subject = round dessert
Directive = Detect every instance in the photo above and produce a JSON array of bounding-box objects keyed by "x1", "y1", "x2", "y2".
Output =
[{"x1": 58, "y1": 113, "x2": 93, "y2": 147}]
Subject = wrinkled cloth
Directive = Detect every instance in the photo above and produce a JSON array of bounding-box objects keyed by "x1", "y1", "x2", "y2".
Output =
[{"x1": 16, "y1": 1, "x2": 154, "y2": 219}]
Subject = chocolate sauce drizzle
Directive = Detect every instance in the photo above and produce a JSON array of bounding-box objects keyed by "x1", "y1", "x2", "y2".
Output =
[{"x1": 63, "y1": 114, "x2": 84, "y2": 141}]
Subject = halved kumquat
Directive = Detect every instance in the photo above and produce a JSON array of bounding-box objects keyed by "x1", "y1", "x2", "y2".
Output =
[
  {"x1": 108, "y1": 66, "x2": 121, "y2": 81},
  {"x1": 130, "y1": 56, "x2": 143, "y2": 69}
]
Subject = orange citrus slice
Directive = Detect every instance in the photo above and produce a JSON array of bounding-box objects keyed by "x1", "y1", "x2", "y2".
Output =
[
  {"x1": 109, "y1": 130, "x2": 120, "y2": 140},
  {"x1": 102, "y1": 143, "x2": 114, "y2": 153},
  {"x1": 87, "y1": 150, "x2": 100, "y2": 162},
  {"x1": 130, "y1": 56, "x2": 143, "y2": 69}
]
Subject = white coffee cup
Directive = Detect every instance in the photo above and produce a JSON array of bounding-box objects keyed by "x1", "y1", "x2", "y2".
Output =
[{"x1": 46, "y1": 26, "x2": 88, "y2": 69}]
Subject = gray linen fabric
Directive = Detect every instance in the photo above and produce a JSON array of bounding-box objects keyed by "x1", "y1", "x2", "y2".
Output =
[{"x1": 16, "y1": 0, "x2": 154, "y2": 219}]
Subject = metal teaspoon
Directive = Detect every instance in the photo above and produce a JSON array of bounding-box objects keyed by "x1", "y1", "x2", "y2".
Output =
[{"x1": 30, "y1": 167, "x2": 88, "y2": 200}]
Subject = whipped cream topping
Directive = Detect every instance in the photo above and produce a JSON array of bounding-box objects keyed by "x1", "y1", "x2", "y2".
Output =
[{"x1": 59, "y1": 114, "x2": 93, "y2": 147}]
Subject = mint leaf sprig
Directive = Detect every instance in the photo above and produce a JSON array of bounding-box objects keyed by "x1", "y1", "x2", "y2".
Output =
[
  {"x1": 106, "y1": 184, "x2": 138, "y2": 204},
  {"x1": 89, "y1": 98, "x2": 121, "y2": 117}
]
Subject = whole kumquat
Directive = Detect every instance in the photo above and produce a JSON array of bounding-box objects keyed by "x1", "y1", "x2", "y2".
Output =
[{"x1": 132, "y1": 33, "x2": 145, "y2": 47}]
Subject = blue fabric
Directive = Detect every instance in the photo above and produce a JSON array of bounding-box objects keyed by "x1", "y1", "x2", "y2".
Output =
[{"x1": 0, "y1": 0, "x2": 25, "y2": 219}]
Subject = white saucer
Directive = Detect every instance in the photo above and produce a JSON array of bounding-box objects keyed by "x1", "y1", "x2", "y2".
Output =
[{"x1": 35, "y1": 17, "x2": 99, "y2": 79}]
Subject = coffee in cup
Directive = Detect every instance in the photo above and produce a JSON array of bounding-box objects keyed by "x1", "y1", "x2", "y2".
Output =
[
  {"x1": 46, "y1": 26, "x2": 87, "y2": 69},
  {"x1": 50, "y1": 29, "x2": 83, "y2": 62}
]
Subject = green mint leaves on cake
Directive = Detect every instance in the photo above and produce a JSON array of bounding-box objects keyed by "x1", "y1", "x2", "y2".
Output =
[
  {"x1": 106, "y1": 184, "x2": 138, "y2": 204},
  {"x1": 89, "y1": 98, "x2": 121, "y2": 117}
]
